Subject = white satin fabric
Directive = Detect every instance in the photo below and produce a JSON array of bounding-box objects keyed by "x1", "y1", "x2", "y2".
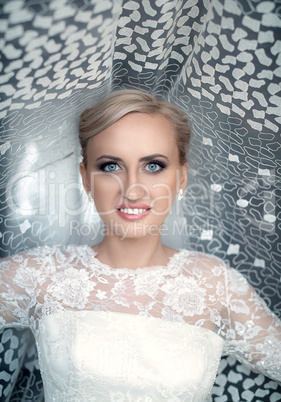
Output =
[{"x1": 38, "y1": 311, "x2": 223, "y2": 401}]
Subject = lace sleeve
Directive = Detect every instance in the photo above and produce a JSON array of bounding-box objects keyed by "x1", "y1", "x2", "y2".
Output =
[
  {"x1": 0, "y1": 247, "x2": 50, "y2": 329},
  {"x1": 223, "y1": 265, "x2": 281, "y2": 383}
]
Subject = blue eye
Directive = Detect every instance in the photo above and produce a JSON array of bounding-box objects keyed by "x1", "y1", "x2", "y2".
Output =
[
  {"x1": 147, "y1": 163, "x2": 159, "y2": 171},
  {"x1": 103, "y1": 163, "x2": 119, "y2": 172},
  {"x1": 145, "y1": 161, "x2": 165, "y2": 172}
]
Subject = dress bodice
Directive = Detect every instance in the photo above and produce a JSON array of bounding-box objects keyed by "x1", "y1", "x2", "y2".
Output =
[{"x1": 38, "y1": 310, "x2": 224, "y2": 401}]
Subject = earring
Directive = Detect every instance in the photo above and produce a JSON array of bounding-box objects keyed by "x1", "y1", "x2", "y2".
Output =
[
  {"x1": 88, "y1": 191, "x2": 94, "y2": 203},
  {"x1": 177, "y1": 188, "x2": 183, "y2": 201}
]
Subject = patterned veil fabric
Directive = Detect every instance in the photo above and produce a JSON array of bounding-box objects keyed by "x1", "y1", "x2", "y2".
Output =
[{"x1": 0, "y1": 0, "x2": 280, "y2": 400}]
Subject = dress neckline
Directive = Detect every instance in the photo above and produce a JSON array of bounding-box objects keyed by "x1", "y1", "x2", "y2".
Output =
[{"x1": 85, "y1": 245, "x2": 190, "y2": 274}]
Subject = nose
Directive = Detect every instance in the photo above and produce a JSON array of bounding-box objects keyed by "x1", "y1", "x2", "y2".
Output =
[
  {"x1": 123, "y1": 173, "x2": 149, "y2": 202},
  {"x1": 124, "y1": 183, "x2": 148, "y2": 201}
]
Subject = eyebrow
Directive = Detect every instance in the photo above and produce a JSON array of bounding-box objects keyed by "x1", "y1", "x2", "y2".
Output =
[{"x1": 96, "y1": 154, "x2": 170, "y2": 162}]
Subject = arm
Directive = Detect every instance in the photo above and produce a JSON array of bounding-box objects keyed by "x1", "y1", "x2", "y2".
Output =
[
  {"x1": 223, "y1": 266, "x2": 281, "y2": 383},
  {"x1": 0, "y1": 247, "x2": 50, "y2": 329}
]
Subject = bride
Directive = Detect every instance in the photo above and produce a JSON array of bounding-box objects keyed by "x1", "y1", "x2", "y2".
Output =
[{"x1": 0, "y1": 89, "x2": 280, "y2": 401}]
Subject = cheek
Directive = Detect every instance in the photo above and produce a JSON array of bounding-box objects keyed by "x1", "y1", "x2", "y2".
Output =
[
  {"x1": 149, "y1": 175, "x2": 177, "y2": 214},
  {"x1": 91, "y1": 175, "x2": 122, "y2": 210},
  {"x1": 90, "y1": 174, "x2": 122, "y2": 193},
  {"x1": 151, "y1": 172, "x2": 177, "y2": 196}
]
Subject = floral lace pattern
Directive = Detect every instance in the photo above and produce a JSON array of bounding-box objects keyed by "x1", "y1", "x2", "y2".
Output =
[
  {"x1": 161, "y1": 276, "x2": 207, "y2": 317},
  {"x1": 0, "y1": 245, "x2": 281, "y2": 401}
]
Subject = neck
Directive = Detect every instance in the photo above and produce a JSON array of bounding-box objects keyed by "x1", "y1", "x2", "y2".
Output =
[{"x1": 92, "y1": 232, "x2": 175, "y2": 269}]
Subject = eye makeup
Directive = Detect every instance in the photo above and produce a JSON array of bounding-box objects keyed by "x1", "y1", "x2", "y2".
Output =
[
  {"x1": 143, "y1": 159, "x2": 167, "y2": 173},
  {"x1": 98, "y1": 161, "x2": 121, "y2": 172},
  {"x1": 95, "y1": 154, "x2": 169, "y2": 173}
]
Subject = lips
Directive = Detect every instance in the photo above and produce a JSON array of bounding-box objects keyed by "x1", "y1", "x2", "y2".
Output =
[{"x1": 116, "y1": 204, "x2": 151, "y2": 220}]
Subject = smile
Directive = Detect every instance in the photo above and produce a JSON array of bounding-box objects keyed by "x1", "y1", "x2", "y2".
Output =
[
  {"x1": 119, "y1": 208, "x2": 148, "y2": 214},
  {"x1": 116, "y1": 205, "x2": 151, "y2": 220}
]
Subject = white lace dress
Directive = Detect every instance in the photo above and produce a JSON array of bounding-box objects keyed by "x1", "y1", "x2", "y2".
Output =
[{"x1": 0, "y1": 245, "x2": 280, "y2": 401}]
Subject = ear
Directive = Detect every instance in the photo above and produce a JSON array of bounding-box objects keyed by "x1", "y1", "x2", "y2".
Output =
[
  {"x1": 178, "y1": 161, "x2": 188, "y2": 191},
  {"x1": 79, "y1": 162, "x2": 90, "y2": 193}
]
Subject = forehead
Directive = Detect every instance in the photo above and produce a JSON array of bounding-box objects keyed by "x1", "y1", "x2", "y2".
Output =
[{"x1": 87, "y1": 112, "x2": 178, "y2": 159}]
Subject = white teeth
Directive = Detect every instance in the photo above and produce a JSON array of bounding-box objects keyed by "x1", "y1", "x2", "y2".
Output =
[{"x1": 119, "y1": 208, "x2": 148, "y2": 214}]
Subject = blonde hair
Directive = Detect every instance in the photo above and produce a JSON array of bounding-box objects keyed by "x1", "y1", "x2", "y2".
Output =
[{"x1": 79, "y1": 89, "x2": 191, "y2": 166}]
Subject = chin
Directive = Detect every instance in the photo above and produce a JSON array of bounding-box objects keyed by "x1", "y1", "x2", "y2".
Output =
[{"x1": 102, "y1": 220, "x2": 163, "y2": 240}]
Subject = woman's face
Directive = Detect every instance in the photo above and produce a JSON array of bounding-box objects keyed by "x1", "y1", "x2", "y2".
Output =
[{"x1": 80, "y1": 112, "x2": 187, "y2": 239}]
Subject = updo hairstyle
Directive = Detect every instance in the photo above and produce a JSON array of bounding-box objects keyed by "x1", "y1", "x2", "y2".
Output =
[{"x1": 79, "y1": 89, "x2": 191, "y2": 167}]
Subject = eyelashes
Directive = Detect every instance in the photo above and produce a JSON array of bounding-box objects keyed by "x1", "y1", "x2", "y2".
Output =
[
  {"x1": 98, "y1": 159, "x2": 167, "y2": 173},
  {"x1": 99, "y1": 162, "x2": 119, "y2": 172},
  {"x1": 145, "y1": 160, "x2": 166, "y2": 172}
]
